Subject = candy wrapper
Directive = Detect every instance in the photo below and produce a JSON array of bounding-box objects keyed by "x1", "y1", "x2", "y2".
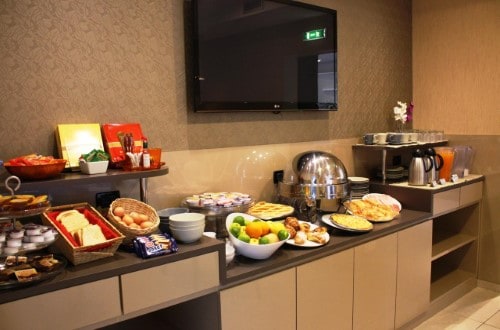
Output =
[{"x1": 133, "y1": 233, "x2": 178, "y2": 259}]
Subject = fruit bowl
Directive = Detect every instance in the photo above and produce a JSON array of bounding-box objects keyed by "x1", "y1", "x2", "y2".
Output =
[
  {"x1": 4, "y1": 160, "x2": 67, "y2": 180},
  {"x1": 225, "y1": 213, "x2": 289, "y2": 260}
]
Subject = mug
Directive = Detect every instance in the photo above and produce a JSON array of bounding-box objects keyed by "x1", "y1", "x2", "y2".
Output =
[
  {"x1": 363, "y1": 133, "x2": 375, "y2": 145},
  {"x1": 374, "y1": 133, "x2": 388, "y2": 144},
  {"x1": 388, "y1": 133, "x2": 404, "y2": 145}
]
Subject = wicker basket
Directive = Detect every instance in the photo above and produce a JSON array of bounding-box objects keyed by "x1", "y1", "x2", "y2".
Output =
[
  {"x1": 107, "y1": 198, "x2": 160, "y2": 242},
  {"x1": 42, "y1": 203, "x2": 124, "y2": 265}
]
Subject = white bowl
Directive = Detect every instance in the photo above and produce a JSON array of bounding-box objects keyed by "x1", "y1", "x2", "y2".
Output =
[
  {"x1": 225, "y1": 242, "x2": 235, "y2": 265},
  {"x1": 169, "y1": 212, "x2": 205, "y2": 226},
  {"x1": 79, "y1": 160, "x2": 109, "y2": 174},
  {"x1": 170, "y1": 226, "x2": 204, "y2": 243},
  {"x1": 157, "y1": 208, "x2": 189, "y2": 219},
  {"x1": 169, "y1": 223, "x2": 205, "y2": 230},
  {"x1": 225, "y1": 213, "x2": 289, "y2": 260}
]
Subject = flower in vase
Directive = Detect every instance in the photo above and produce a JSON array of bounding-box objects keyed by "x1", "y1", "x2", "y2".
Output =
[{"x1": 393, "y1": 101, "x2": 408, "y2": 123}]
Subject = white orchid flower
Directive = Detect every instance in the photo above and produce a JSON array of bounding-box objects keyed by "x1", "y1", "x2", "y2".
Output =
[{"x1": 393, "y1": 101, "x2": 408, "y2": 123}]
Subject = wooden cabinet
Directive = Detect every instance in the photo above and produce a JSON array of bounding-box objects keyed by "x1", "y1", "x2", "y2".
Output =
[
  {"x1": 395, "y1": 220, "x2": 432, "y2": 328},
  {"x1": 431, "y1": 181, "x2": 482, "y2": 304},
  {"x1": 431, "y1": 201, "x2": 481, "y2": 305},
  {"x1": 353, "y1": 233, "x2": 398, "y2": 330},
  {"x1": 296, "y1": 248, "x2": 354, "y2": 330},
  {"x1": 220, "y1": 268, "x2": 296, "y2": 330},
  {"x1": 0, "y1": 277, "x2": 121, "y2": 330},
  {"x1": 121, "y1": 252, "x2": 219, "y2": 314}
]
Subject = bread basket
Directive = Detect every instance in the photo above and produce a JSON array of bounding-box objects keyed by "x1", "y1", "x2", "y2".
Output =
[
  {"x1": 107, "y1": 198, "x2": 160, "y2": 242},
  {"x1": 42, "y1": 203, "x2": 124, "y2": 265}
]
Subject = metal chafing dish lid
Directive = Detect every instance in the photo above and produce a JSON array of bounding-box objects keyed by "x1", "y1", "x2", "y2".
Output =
[{"x1": 293, "y1": 150, "x2": 348, "y2": 185}]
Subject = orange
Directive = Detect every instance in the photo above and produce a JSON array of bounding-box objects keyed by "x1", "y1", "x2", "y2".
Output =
[{"x1": 245, "y1": 221, "x2": 263, "y2": 239}]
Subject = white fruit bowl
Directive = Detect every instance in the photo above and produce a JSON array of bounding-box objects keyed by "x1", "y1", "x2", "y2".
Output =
[{"x1": 225, "y1": 213, "x2": 288, "y2": 260}]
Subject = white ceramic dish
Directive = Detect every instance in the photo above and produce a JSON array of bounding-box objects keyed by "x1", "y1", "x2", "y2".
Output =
[
  {"x1": 170, "y1": 225, "x2": 204, "y2": 243},
  {"x1": 225, "y1": 213, "x2": 288, "y2": 260},
  {"x1": 169, "y1": 212, "x2": 205, "y2": 227},
  {"x1": 169, "y1": 222, "x2": 205, "y2": 230},
  {"x1": 79, "y1": 160, "x2": 109, "y2": 175}
]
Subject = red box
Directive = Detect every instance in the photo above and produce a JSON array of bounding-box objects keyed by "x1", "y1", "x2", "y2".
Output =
[{"x1": 101, "y1": 123, "x2": 144, "y2": 165}]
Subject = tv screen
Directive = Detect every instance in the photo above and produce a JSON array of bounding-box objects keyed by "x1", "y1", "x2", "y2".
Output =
[{"x1": 188, "y1": 0, "x2": 338, "y2": 112}]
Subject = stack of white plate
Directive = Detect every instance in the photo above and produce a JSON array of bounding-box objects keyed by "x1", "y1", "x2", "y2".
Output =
[
  {"x1": 349, "y1": 177, "x2": 370, "y2": 199},
  {"x1": 376, "y1": 166, "x2": 405, "y2": 181}
]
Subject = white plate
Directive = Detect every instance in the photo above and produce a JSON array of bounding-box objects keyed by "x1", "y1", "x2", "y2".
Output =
[
  {"x1": 348, "y1": 176, "x2": 369, "y2": 183},
  {"x1": 321, "y1": 214, "x2": 373, "y2": 233},
  {"x1": 362, "y1": 193, "x2": 402, "y2": 212},
  {"x1": 285, "y1": 221, "x2": 330, "y2": 247}
]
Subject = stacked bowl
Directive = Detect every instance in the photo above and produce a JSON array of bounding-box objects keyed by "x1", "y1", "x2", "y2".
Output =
[{"x1": 169, "y1": 212, "x2": 205, "y2": 243}]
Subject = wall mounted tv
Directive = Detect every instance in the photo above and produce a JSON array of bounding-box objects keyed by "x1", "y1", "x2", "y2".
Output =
[{"x1": 188, "y1": 0, "x2": 338, "y2": 112}]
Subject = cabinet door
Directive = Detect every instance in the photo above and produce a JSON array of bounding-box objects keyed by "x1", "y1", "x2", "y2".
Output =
[
  {"x1": 121, "y1": 252, "x2": 219, "y2": 314},
  {"x1": 0, "y1": 277, "x2": 121, "y2": 330},
  {"x1": 395, "y1": 221, "x2": 432, "y2": 328},
  {"x1": 296, "y1": 248, "x2": 354, "y2": 330},
  {"x1": 220, "y1": 268, "x2": 296, "y2": 330},
  {"x1": 353, "y1": 233, "x2": 397, "y2": 330}
]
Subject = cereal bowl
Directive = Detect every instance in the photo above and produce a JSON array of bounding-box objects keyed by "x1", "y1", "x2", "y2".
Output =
[
  {"x1": 170, "y1": 225, "x2": 204, "y2": 243},
  {"x1": 169, "y1": 212, "x2": 205, "y2": 227}
]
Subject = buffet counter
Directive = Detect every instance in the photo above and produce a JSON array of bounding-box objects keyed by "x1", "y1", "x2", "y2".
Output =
[
  {"x1": 223, "y1": 208, "x2": 430, "y2": 287},
  {"x1": 0, "y1": 208, "x2": 431, "y2": 329}
]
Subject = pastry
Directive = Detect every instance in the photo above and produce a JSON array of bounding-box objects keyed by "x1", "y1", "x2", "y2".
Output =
[
  {"x1": 247, "y1": 202, "x2": 294, "y2": 219},
  {"x1": 330, "y1": 213, "x2": 373, "y2": 231}
]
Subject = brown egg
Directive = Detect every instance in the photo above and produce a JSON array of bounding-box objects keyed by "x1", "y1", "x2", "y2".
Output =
[
  {"x1": 113, "y1": 206, "x2": 125, "y2": 217},
  {"x1": 129, "y1": 223, "x2": 140, "y2": 229},
  {"x1": 128, "y1": 212, "x2": 141, "y2": 224},
  {"x1": 122, "y1": 214, "x2": 134, "y2": 226},
  {"x1": 140, "y1": 221, "x2": 153, "y2": 229},
  {"x1": 139, "y1": 214, "x2": 149, "y2": 223},
  {"x1": 113, "y1": 215, "x2": 122, "y2": 222}
]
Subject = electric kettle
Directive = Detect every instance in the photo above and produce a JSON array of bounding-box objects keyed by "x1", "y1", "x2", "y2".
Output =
[
  {"x1": 408, "y1": 149, "x2": 433, "y2": 186},
  {"x1": 425, "y1": 148, "x2": 444, "y2": 183}
]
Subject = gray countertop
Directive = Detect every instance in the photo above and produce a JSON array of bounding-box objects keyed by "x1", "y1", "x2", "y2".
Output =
[{"x1": 0, "y1": 208, "x2": 431, "y2": 305}]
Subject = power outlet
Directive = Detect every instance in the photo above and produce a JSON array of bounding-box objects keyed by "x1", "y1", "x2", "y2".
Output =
[
  {"x1": 273, "y1": 170, "x2": 284, "y2": 184},
  {"x1": 95, "y1": 191, "x2": 120, "y2": 208}
]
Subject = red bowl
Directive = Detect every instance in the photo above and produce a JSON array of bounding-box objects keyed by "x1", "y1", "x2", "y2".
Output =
[{"x1": 4, "y1": 160, "x2": 67, "y2": 180}]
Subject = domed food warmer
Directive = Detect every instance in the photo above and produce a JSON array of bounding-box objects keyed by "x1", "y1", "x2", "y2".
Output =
[{"x1": 276, "y1": 151, "x2": 350, "y2": 222}]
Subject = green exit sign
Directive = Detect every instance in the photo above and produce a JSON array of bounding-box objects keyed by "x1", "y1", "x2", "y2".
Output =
[{"x1": 304, "y1": 28, "x2": 326, "y2": 41}]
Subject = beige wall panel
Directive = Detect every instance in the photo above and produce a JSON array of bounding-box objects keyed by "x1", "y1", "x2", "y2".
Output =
[{"x1": 412, "y1": 0, "x2": 500, "y2": 135}]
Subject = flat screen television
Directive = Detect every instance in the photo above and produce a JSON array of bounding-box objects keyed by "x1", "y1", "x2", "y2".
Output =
[{"x1": 187, "y1": 0, "x2": 338, "y2": 112}]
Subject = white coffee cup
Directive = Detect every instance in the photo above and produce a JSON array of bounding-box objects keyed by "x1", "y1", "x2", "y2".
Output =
[{"x1": 374, "y1": 133, "x2": 388, "y2": 144}]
